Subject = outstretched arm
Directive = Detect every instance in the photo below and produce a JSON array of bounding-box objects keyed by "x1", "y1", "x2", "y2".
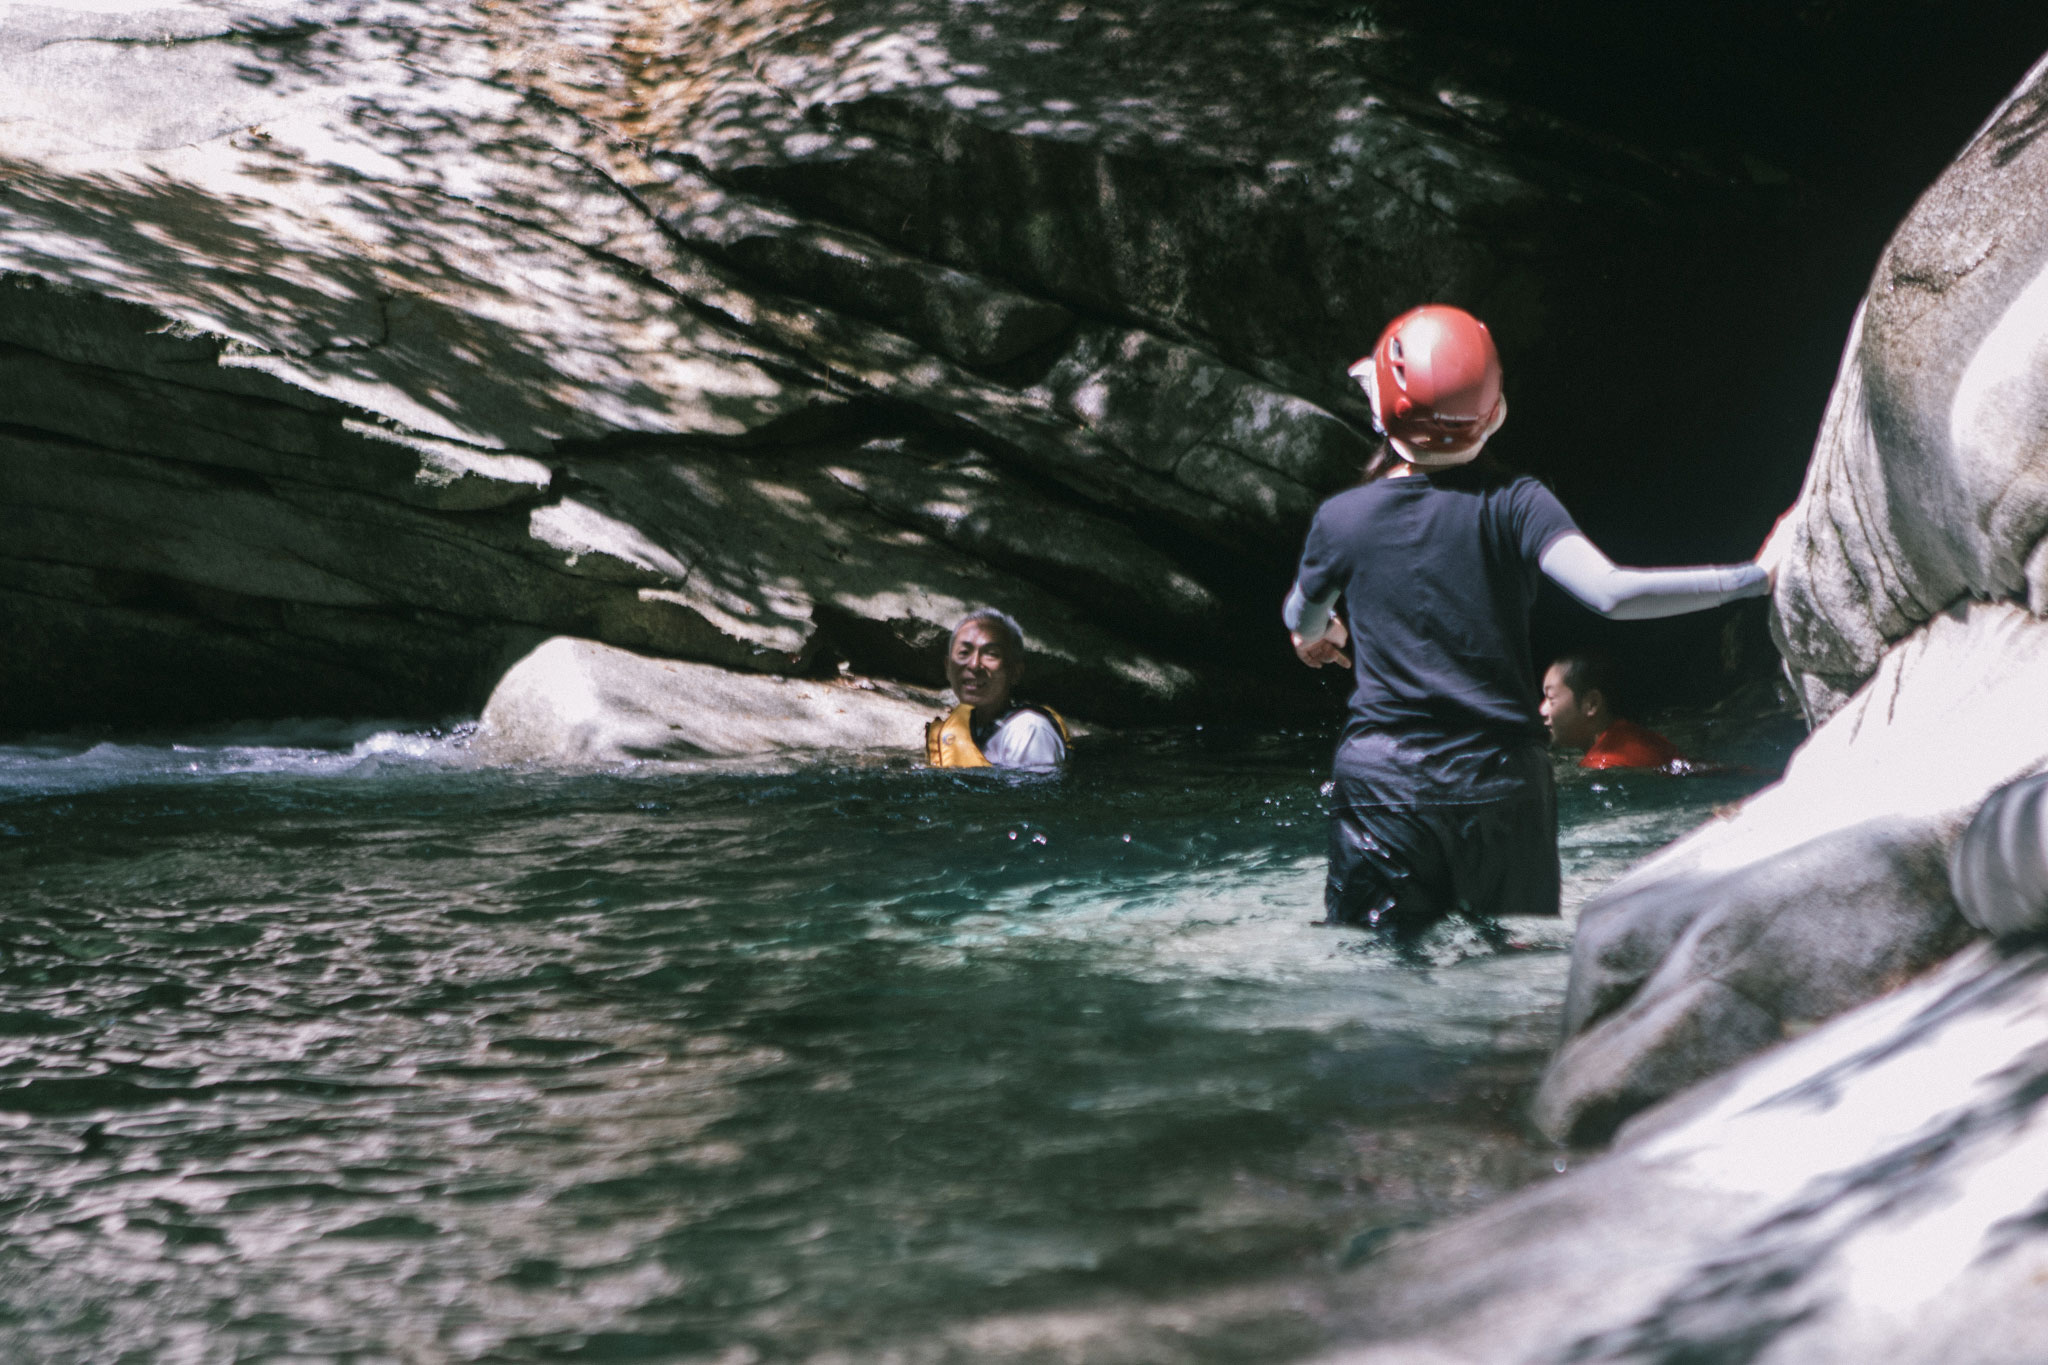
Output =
[{"x1": 1539, "y1": 532, "x2": 1769, "y2": 621}]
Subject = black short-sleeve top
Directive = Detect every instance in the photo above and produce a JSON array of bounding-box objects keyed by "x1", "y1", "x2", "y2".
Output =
[{"x1": 1294, "y1": 465, "x2": 1579, "y2": 801}]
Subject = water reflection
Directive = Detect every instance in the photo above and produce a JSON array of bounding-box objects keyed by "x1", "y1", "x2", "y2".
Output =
[{"x1": 0, "y1": 718, "x2": 1790, "y2": 1361}]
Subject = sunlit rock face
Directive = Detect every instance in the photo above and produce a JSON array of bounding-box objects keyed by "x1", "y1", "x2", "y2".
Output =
[
  {"x1": 1773, "y1": 53, "x2": 2048, "y2": 722},
  {"x1": 0, "y1": 0, "x2": 1814, "y2": 730},
  {"x1": 1535, "y1": 602, "x2": 2048, "y2": 1144},
  {"x1": 469, "y1": 636, "x2": 943, "y2": 764},
  {"x1": 1318, "y1": 943, "x2": 2048, "y2": 1365},
  {"x1": 1531, "y1": 54, "x2": 2048, "y2": 1145}
]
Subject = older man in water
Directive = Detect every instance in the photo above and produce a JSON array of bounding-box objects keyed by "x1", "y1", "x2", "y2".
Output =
[{"x1": 924, "y1": 608, "x2": 1069, "y2": 770}]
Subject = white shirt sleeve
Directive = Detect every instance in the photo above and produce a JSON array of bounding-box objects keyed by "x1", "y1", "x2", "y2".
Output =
[
  {"x1": 1538, "y1": 532, "x2": 1769, "y2": 621},
  {"x1": 1282, "y1": 581, "x2": 1339, "y2": 639},
  {"x1": 982, "y1": 710, "x2": 1067, "y2": 771}
]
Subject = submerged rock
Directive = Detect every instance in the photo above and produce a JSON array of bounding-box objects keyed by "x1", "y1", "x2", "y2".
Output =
[{"x1": 471, "y1": 636, "x2": 941, "y2": 764}]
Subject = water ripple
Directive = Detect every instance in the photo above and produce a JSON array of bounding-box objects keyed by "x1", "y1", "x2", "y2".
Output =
[{"x1": 0, "y1": 721, "x2": 1789, "y2": 1361}]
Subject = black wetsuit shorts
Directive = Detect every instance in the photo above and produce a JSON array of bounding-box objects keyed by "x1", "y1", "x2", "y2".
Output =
[{"x1": 1323, "y1": 769, "x2": 1560, "y2": 931}]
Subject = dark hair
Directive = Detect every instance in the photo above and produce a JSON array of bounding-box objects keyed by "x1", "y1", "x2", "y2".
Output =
[
  {"x1": 1359, "y1": 438, "x2": 1402, "y2": 483},
  {"x1": 1552, "y1": 650, "x2": 1619, "y2": 709}
]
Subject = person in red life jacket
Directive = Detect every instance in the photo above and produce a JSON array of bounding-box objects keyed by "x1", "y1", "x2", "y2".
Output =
[
  {"x1": 1284, "y1": 304, "x2": 1776, "y2": 938},
  {"x1": 1539, "y1": 651, "x2": 1690, "y2": 772},
  {"x1": 924, "y1": 608, "x2": 1070, "y2": 771}
]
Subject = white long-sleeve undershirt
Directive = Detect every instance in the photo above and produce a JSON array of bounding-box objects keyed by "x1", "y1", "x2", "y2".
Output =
[
  {"x1": 1535, "y1": 533, "x2": 1769, "y2": 620},
  {"x1": 1282, "y1": 581, "x2": 1339, "y2": 640},
  {"x1": 1282, "y1": 531, "x2": 1768, "y2": 639}
]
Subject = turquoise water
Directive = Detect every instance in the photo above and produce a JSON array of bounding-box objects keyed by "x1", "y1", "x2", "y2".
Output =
[{"x1": 0, "y1": 714, "x2": 1793, "y2": 1363}]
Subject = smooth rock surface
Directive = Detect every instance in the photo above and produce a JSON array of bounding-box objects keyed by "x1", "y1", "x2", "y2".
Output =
[
  {"x1": 1534, "y1": 47, "x2": 2048, "y2": 1145},
  {"x1": 1536, "y1": 602, "x2": 2048, "y2": 1144},
  {"x1": 1771, "y1": 50, "x2": 2048, "y2": 721},
  {"x1": 1316, "y1": 941, "x2": 2048, "y2": 1365},
  {"x1": 470, "y1": 636, "x2": 943, "y2": 764}
]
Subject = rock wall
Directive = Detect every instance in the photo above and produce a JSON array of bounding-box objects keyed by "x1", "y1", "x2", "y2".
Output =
[
  {"x1": 1324, "y1": 49, "x2": 2048, "y2": 1362},
  {"x1": 1535, "y1": 50, "x2": 2048, "y2": 1144},
  {"x1": 1773, "y1": 51, "x2": 2048, "y2": 722},
  {"x1": 0, "y1": 0, "x2": 1804, "y2": 732},
  {"x1": 1536, "y1": 602, "x2": 2048, "y2": 1144}
]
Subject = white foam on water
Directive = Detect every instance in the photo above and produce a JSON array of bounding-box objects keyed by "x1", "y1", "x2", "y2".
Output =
[
  {"x1": 883, "y1": 853, "x2": 1582, "y2": 1051},
  {"x1": 879, "y1": 783, "x2": 1725, "y2": 1050},
  {"x1": 0, "y1": 719, "x2": 477, "y2": 798}
]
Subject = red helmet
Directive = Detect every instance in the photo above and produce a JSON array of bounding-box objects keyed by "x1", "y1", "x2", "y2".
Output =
[{"x1": 1347, "y1": 305, "x2": 1503, "y2": 461}]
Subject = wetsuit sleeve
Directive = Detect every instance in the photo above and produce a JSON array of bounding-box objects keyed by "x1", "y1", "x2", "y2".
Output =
[
  {"x1": 1284, "y1": 507, "x2": 1344, "y2": 639},
  {"x1": 983, "y1": 711, "x2": 1066, "y2": 771},
  {"x1": 1539, "y1": 532, "x2": 1770, "y2": 620}
]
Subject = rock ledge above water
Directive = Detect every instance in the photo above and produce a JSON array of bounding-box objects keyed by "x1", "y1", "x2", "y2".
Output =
[{"x1": 471, "y1": 637, "x2": 943, "y2": 765}]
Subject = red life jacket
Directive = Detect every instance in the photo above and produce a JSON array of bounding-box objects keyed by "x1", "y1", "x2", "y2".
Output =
[{"x1": 1580, "y1": 718, "x2": 1686, "y2": 771}]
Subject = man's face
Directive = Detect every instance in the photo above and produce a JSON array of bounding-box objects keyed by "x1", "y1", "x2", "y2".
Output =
[
  {"x1": 1540, "y1": 664, "x2": 1600, "y2": 750},
  {"x1": 946, "y1": 619, "x2": 1020, "y2": 712}
]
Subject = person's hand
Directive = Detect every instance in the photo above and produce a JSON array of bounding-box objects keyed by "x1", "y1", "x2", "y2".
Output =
[
  {"x1": 1755, "y1": 507, "x2": 1797, "y2": 590},
  {"x1": 1292, "y1": 615, "x2": 1351, "y2": 668}
]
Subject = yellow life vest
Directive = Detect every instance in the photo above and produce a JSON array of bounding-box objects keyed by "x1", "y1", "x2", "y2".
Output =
[{"x1": 924, "y1": 703, "x2": 1070, "y2": 768}]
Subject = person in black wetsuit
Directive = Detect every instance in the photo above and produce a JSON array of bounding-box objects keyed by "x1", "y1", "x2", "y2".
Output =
[{"x1": 1282, "y1": 305, "x2": 1774, "y2": 937}]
